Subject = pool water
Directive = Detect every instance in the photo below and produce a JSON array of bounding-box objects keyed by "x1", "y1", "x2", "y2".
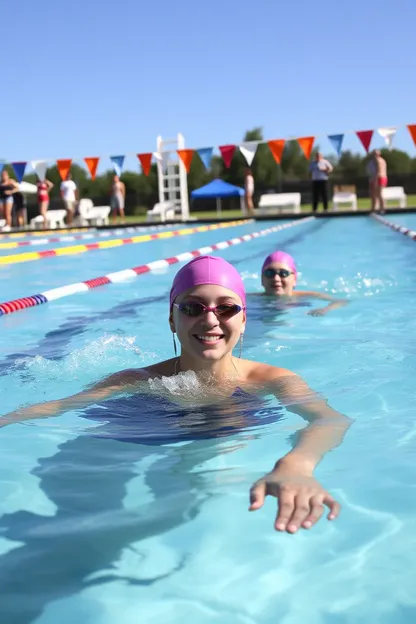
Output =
[{"x1": 1, "y1": 217, "x2": 416, "y2": 623}]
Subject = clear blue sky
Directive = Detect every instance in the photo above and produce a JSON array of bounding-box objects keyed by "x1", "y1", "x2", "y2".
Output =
[{"x1": 4, "y1": 0, "x2": 416, "y2": 173}]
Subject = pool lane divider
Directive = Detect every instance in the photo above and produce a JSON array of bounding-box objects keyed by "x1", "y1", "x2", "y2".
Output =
[
  {"x1": 0, "y1": 216, "x2": 315, "y2": 317},
  {"x1": 371, "y1": 213, "x2": 416, "y2": 240},
  {"x1": 0, "y1": 220, "x2": 252, "y2": 265},
  {"x1": 0, "y1": 223, "x2": 190, "y2": 250}
]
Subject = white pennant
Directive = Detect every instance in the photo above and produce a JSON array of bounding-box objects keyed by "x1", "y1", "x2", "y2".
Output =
[
  {"x1": 377, "y1": 127, "x2": 397, "y2": 149},
  {"x1": 30, "y1": 160, "x2": 48, "y2": 181},
  {"x1": 153, "y1": 151, "x2": 170, "y2": 173},
  {"x1": 239, "y1": 141, "x2": 259, "y2": 166}
]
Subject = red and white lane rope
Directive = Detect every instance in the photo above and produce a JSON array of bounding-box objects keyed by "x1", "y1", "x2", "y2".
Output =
[
  {"x1": 371, "y1": 213, "x2": 416, "y2": 240},
  {"x1": 0, "y1": 216, "x2": 315, "y2": 317}
]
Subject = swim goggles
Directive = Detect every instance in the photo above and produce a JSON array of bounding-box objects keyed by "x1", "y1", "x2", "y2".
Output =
[
  {"x1": 263, "y1": 268, "x2": 293, "y2": 279},
  {"x1": 173, "y1": 302, "x2": 245, "y2": 319}
]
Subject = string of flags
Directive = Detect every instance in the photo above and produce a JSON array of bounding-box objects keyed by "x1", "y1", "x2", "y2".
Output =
[{"x1": 2, "y1": 125, "x2": 416, "y2": 183}]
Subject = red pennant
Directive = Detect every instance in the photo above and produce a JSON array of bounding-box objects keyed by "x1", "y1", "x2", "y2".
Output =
[
  {"x1": 56, "y1": 159, "x2": 72, "y2": 181},
  {"x1": 268, "y1": 139, "x2": 285, "y2": 164},
  {"x1": 407, "y1": 125, "x2": 416, "y2": 147},
  {"x1": 177, "y1": 149, "x2": 195, "y2": 173},
  {"x1": 137, "y1": 153, "x2": 152, "y2": 176},
  {"x1": 297, "y1": 137, "x2": 315, "y2": 160},
  {"x1": 84, "y1": 157, "x2": 99, "y2": 180},
  {"x1": 356, "y1": 130, "x2": 374, "y2": 153},
  {"x1": 219, "y1": 145, "x2": 236, "y2": 168}
]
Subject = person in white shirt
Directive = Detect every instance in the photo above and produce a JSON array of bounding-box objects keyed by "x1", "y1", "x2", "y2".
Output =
[
  {"x1": 60, "y1": 172, "x2": 78, "y2": 225},
  {"x1": 309, "y1": 152, "x2": 333, "y2": 212},
  {"x1": 244, "y1": 168, "x2": 255, "y2": 215}
]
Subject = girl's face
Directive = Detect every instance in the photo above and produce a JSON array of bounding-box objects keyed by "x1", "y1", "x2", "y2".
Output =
[
  {"x1": 261, "y1": 262, "x2": 297, "y2": 296},
  {"x1": 170, "y1": 284, "x2": 246, "y2": 363}
]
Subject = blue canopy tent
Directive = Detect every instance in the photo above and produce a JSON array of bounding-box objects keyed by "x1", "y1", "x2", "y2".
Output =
[{"x1": 191, "y1": 179, "x2": 245, "y2": 216}]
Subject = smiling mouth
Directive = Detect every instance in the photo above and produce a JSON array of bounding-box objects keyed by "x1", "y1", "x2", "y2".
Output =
[{"x1": 194, "y1": 334, "x2": 224, "y2": 344}]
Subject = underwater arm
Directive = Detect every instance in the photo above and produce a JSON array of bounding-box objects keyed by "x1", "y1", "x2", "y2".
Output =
[
  {"x1": 306, "y1": 291, "x2": 349, "y2": 316},
  {"x1": 250, "y1": 373, "x2": 352, "y2": 533},
  {"x1": 0, "y1": 369, "x2": 144, "y2": 428}
]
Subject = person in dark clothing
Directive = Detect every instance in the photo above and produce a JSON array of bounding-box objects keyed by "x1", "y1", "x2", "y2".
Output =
[{"x1": 309, "y1": 152, "x2": 333, "y2": 212}]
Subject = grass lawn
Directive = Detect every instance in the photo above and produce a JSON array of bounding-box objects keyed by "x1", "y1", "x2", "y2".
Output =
[{"x1": 122, "y1": 195, "x2": 416, "y2": 224}]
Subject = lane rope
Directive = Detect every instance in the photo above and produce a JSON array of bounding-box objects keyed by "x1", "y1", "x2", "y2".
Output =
[
  {"x1": 0, "y1": 223, "x2": 190, "y2": 249},
  {"x1": 0, "y1": 220, "x2": 252, "y2": 265},
  {"x1": 371, "y1": 213, "x2": 416, "y2": 240},
  {"x1": 0, "y1": 216, "x2": 315, "y2": 317}
]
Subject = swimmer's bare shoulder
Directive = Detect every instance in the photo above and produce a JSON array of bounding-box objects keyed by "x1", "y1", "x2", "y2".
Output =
[{"x1": 239, "y1": 358, "x2": 297, "y2": 384}]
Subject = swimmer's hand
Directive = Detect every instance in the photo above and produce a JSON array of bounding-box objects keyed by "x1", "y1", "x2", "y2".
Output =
[
  {"x1": 307, "y1": 307, "x2": 329, "y2": 316},
  {"x1": 249, "y1": 462, "x2": 340, "y2": 533}
]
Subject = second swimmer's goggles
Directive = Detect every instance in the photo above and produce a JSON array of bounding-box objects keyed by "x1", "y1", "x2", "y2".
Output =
[
  {"x1": 173, "y1": 302, "x2": 245, "y2": 319},
  {"x1": 263, "y1": 268, "x2": 293, "y2": 279}
]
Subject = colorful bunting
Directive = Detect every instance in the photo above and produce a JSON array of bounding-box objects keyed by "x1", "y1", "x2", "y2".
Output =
[
  {"x1": 0, "y1": 161, "x2": 4, "y2": 174},
  {"x1": 84, "y1": 157, "x2": 100, "y2": 180},
  {"x1": 12, "y1": 162, "x2": 27, "y2": 183},
  {"x1": 407, "y1": 125, "x2": 416, "y2": 147},
  {"x1": 239, "y1": 142, "x2": 259, "y2": 167},
  {"x1": 137, "y1": 153, "x2": 152, "y2": 176},
  {"x1": 297, "y1": 137, "x2": 315, "y2": 160},
  {"x1": 196, "y1": 147, "x2": 213, "y2": 170},
  {"x1": 30, "y1": 160, "x2": 48, "y2": 181},
  {"x1": 267, "y1": 139, "x2": 285, "y2": 164},
  {"x1": 328, "y1": 134, "x2": 344, "y2": 156},
  {"x1": 219, "y1": 145, "x2": 236, "y2": 169},
  {"x1": 57, "y1": 159, "x2": 72, "y2": 180},
  {"x1": 110, "y1": 155, "x2": 125, "y2": 177},
  {"x1": 378, "y1": 127, "x2": 396, "y2": 149},
  {"x1": 177, "y1": 149, "x2": 195, "y2": 173},
  {"x1": 356, "y1": 130, "x2": 373, "y2": 153}
]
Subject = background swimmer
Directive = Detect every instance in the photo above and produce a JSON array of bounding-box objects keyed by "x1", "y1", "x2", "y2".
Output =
[
  {"x1": 261, "y1": 251, "x2": 349, "y2": 316},
  {"x1": 1, "y1": 256, "x2": 351, "y2": 534}
]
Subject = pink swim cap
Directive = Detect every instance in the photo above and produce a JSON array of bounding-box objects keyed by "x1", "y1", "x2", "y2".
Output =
[
  {"x1": 262, "y1": 251, "x2": 297, "y2": 277},
  {"x1": 170, "y1": 255, "x2": 246, "y2": 308}
]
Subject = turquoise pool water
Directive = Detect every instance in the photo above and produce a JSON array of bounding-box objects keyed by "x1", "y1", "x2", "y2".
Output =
[{"x1": 1, "y1": 217, "x2": 416, "y2": 623}]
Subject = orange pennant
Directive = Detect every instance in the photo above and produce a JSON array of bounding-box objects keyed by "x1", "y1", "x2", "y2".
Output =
[
  {"x1": 56, "y1": 159, "x2": 72, "y2": 180},
  {"x1": 408, "y1": 125, "x2": 416, "y2": 147},
  {"x1": 177, "y1": 149, "x2": 195, "y2": 173},
  {"x1": 137, "y1": 153, "x2": 152, "y2": 176},
  {"x1": 297, "y1": 137, "x2": 315, "y2": 160},
  {"x1": 84, "y1": 157, "x2": 99, "y2": 180},
  {"x1": 268, "y1": 139, "x2": 285, "y2": 164}
]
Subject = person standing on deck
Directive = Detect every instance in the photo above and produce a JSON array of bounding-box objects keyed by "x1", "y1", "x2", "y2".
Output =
[{"x1": 309, "y1": 152, "x2": 333, "y2": 212}]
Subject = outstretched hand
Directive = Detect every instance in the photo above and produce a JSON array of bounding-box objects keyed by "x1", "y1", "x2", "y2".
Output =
[
  {"x1": 249, "y1": 465, "x2": 340, "y2": 533},
  {"x1": 307, "y1": 307, "x2": 328, "y2": 317}
]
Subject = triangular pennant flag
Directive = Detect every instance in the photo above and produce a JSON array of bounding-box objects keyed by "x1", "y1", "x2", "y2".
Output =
[
  {"x1": 407, "y1": 125, "x2": 416, "y2": 147},
  {"x1": 57, "y1": 159, "x2": 72, "y2": 180},
  {"x1": 219, "y1": 145, "x2": 236, "y2": 168},
  {"x1": 328, "y1": 134, "x2": 344, "y2": 156},
  {"x1": 0, "y1": 161, "x2": 4, "y2": 174},
  {"x1": 378, "y1": 127, "x2": 396, "y2": 149},
  {"x1": 196, "y1": 147, "x2": 213, "y2": 170},
  {"x1": 267, "y1": 139, "x2": 285, "y2": 164},
  {"x1": 153, "y1": 152, "x2": 170, "y2": 173},
  {"x1": 297, "y1": 137, "x2": 315, "y2": 160},
  {"x1": 30, "y1": 160, "x2": 48, "y2": 181},
  {"x1": 177, "y1": 149, "x2": 195, "y2": 173},
  {"x1": 110, "y1": 155, "x2": 125, "y2": 177},
  {"x1": 84, "y1": 157, "x2": 100, "y2": 180},
  {"x1": 356, "y1": 130, "x2": 374, "y2": 153},
  {"x1": 12, "y1": 162, "x2": 27, "y2": 183},
  {"x1": 239, "y1": 141, "x2": 259, "y2": 166},
  {"x1": 137, "y1": 153, "x2": 152, "y2": 176}
]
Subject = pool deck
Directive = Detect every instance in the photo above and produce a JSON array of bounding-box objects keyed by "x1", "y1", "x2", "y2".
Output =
[{"x1": 3, "y1": 207, "x2": 416, "y2": 235}]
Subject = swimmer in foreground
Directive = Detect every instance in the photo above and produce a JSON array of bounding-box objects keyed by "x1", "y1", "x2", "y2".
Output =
[
  {"x1": 261, "y1": 251, "x2": 349, "y2": 316},
  {"x1": 0, "y1": 256, "x2": 351, "y2": 534}
]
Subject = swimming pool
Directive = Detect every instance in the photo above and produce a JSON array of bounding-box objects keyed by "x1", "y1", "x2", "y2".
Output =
[{"x1": 1, "y1": 216, "x2": 416, "y2": 623}]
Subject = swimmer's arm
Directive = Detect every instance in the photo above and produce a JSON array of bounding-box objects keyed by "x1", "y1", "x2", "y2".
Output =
[
  {"x1": 298, "y1": 291, "x2": 348, "y2": 316},
  {"x1": 271, "y1": 373, "x2": 352, "y2": 472},
  {"x1": 0, "y1": 369, "x2": 146, "y2": 428}
]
